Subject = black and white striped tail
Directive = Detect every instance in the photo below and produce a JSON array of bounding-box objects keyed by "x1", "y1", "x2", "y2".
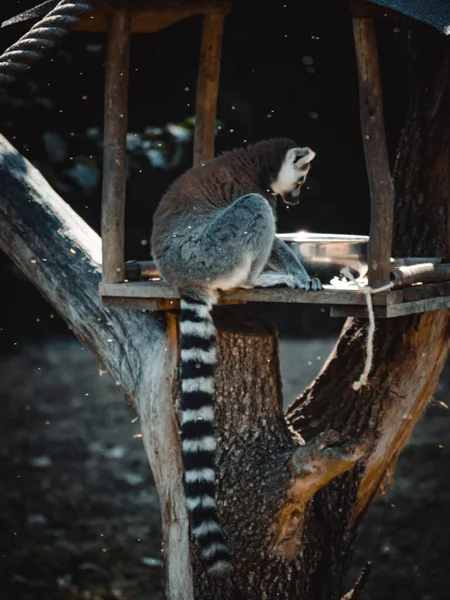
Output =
[{"x1": 180, "y1": 293, "x2": 232, "y2": 575}]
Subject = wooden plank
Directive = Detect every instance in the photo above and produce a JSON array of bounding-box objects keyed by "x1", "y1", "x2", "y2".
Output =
[
  {"x1": 125, "y1": 259, "x2": 159, "y2": 280},
  {"x1": 391, "y1": 263, "x2": 450, "y2": 287},
  {"x1": 331, "y1": 295, "x2": 450, "y2": 319},
  {"x1": 386, "y1": 297, "x2": 450, "y2": 318},
  {"x1": 101, "y1": 7, "x2": 130, "y2": 284},
  {"x1": 102, "y1": 296, "x2": 244, "y2": 311},
  {"x1": 330, "y1": 305, "x2": 388, "y2": 319},
  {"x1": 101, "y1": 280, "x2": 450, "y2": 316},
  {"x1": 193, "y1": 13, "x2": 225, "y2": 165},
  {"x1": 402, "y1": 281, "x2": 450, "y2": 302},
  {"x1": 99, "y1": 281, "x2": 405, "y2": 306},
  {"x1": 392, "y1": 257, "x2": 441, "y2": 266},
  {"x1": 74, "y1": 0, "x2": 231, "y2": 33},
  {"x1": 102, "y1": 296, "x2": 160, "y2": 311},
  {"x1": 353, "y1": 17, "x2": 395, "y2": 288},
  {"x1": 104, "y1": 292, "x2": 450, "y2": 318}
]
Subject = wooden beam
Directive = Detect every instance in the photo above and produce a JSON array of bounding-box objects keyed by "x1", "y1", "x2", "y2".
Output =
[
  {"x1": 73, "y1": 0, "x2": 231, "y2": 33},
  {"x1": 99, "y1": 280, "x2": 405, "y2": 306},
  {"x1": 353, "y1": 17, "x2": 395, "y2": 288},
  {"x1": 390, "y1": 262, "x2": 450, "y2": 286},
  {"x1": 193, "y1": 13, "x2": 225, "y2": 166},
  {"x1": 101, "y1": 7, "x2": 130, "y2": 284},
  {"x1": 331, "y1": 296, "x2": 450, "y2": 319}
]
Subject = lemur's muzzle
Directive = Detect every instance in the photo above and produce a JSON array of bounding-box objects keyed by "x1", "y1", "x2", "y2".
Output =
[{"x1": 281, "y1": 179, "x2": 304, "y2": 206}]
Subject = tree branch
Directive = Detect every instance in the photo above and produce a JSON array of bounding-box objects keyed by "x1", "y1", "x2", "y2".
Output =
[
  {"x1": 0, "y1": 133, "x2": 195, "y2": 600},
  {"x1": 0, "y1": 133, "x2": 161, "y2": 403}
]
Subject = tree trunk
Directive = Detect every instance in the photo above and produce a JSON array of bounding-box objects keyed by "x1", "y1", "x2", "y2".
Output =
[{"x1": 0, "y1": 21, "x2": 449, "y2": 600}]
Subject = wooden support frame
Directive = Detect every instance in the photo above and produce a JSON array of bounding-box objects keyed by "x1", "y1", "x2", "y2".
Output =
[
  {"x1": 101, "y1": 6, "x2": 131, "y2": 284},
  {"x1": 353, "y1": 16, "x2": 395, "y2": 288},
  {"x1": 98, "y1": 1, "x2": 229, "y2": 286},
  {"x1": 74, "y1": 0, "x2": 231, "y2": 33},
  {"x1": 94, "y1": 1, "x2": 450, "y2": 320},
  {"x1": 99, "y1": 280, "x2": 450, "y2": 318},
  {"x1": 193, "y1": 13, "x2": 225, "y2": 165}
]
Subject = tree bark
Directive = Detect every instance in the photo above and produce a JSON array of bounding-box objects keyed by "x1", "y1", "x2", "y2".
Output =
[{"x1": 0, "y1": 22, "x2": 449, "y2": 600}]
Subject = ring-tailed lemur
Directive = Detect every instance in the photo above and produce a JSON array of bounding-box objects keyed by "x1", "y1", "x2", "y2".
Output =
[{"x1": 151, "y1": 138, "x2": 322, "y2": 575}]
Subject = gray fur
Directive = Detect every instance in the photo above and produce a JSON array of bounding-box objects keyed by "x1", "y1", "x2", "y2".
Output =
[{"x1": 152, "y1": 139, "x2": 322, "y2": 293}]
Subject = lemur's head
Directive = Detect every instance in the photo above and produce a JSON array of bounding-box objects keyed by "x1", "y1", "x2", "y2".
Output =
[
  {"x1": 246, "y1": 139, "x2": 316, "y2": 206},
  {"x1": 270, "y1": 146, "x2": 316, "y2": 206}
]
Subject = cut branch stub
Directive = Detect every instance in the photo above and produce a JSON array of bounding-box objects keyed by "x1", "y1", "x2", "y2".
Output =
[{"x1": 270, "y1": 431, "x2": 368, "y2": 560}]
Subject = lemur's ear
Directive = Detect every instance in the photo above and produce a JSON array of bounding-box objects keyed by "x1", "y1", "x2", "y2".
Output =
[{"x1": 293, "y1": 147, "x2": 315, "y2": 168}]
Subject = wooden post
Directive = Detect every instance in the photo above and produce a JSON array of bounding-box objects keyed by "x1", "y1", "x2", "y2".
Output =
[
  {"x1": 101, "y1": 7, "x2": 130, "y2": 283},
  {"x1": 193, "y1": 13, "x2": 225, "y2": 166},
  {"x1": 353, "y1": 17, "x2": 395, "y2": 288}
]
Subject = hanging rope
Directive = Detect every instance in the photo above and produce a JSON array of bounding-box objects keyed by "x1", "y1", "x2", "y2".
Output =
[
  {"x1": 340, "y1": 267, "x2": 394, "y2": 391},
  {"x1": 0, "y1": 1, "x2": 96, "y2": 88}
]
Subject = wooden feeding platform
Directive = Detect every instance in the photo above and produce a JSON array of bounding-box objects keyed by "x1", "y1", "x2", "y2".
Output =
[
  {"x1": 100, "y1": 280, "x2": 450, "y2": 319},
  {"x1": 99, "y1": 260, "x2": 450, "y2": 318},
  {"x1": 87, "y1": 0, "x2": 450, "y2": 319}
]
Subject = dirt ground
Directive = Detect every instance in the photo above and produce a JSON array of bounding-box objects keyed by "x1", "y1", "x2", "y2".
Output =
[{"x1": 0, "y1": 335, "x2": 449, "y2": 600}]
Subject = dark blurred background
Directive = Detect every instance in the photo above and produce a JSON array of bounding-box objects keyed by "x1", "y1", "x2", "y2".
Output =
[{"x1": 1, "y1": 2, "x2": 449, "y2": 600}]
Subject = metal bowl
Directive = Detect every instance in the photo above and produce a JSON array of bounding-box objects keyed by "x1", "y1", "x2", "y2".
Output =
[{"x1": 277, "y1": 232, "x2": 369, "y2": 282}]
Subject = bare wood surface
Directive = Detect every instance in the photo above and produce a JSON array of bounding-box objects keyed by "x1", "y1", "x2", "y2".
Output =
[
  {"x1": 103, "y1": 296, "x2": 246, "y2": 311},
  {"x1": 193, "y1": 13, "x2": 224, "y2": 165},
  {"x1": 391, "y1": 262, "x2": 450, "y2": 285},
  {"x1": 102, "y1": 296, "x2": 160, "y2": 311},
  {"x1": 330, "y1": 295, "x2": 450, "y2": 319},
  {"x1": 353, "y1": 17, "x2": 395, "y2": 288},
  {"x1": 125, "y1": 258, "x2": 160, "y2": 279},
  {"x1": 99, "y1": 280, "x2": 406, "y2": 305},
  {"x1": 101, "y1": 7, "x2": 130, "y2": 283},
  {"x1": 73, "y1": 0, "x2": 231, "y2": 33}
]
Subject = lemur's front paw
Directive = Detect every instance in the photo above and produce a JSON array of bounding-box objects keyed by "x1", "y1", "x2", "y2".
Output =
[
  {"x1": 294, "y1": 276, "x2": 324, "y2": 291},
  {"x1": 308, "y1": 277, "x2": 323, "y2": 291}
]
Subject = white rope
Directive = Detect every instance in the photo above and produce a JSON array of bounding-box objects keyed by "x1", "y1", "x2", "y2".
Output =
[{"x1": 340, "y1": 267, "x2": 394, "y2": 391}]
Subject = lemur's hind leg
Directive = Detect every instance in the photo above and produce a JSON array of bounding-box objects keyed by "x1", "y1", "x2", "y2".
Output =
[
  {"x1": 204, "y1": 193, "x2": 276, "y2": 290},
  {"x1": 155, "y1": 193, "x2": 274, "y2": 288}
]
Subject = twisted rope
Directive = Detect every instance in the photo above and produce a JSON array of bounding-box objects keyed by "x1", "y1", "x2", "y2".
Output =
[
  {"x1": 0, "y1": 1, "x2": 96, "y2": 87},
  {"x1": 340, "y1": 267, "x2": 394, "y2": 391}
]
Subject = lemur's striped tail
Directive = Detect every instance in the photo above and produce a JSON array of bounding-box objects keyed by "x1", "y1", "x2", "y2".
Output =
[{"x1": 179, "y1": 292, "x2": 232, "y2": 575}]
